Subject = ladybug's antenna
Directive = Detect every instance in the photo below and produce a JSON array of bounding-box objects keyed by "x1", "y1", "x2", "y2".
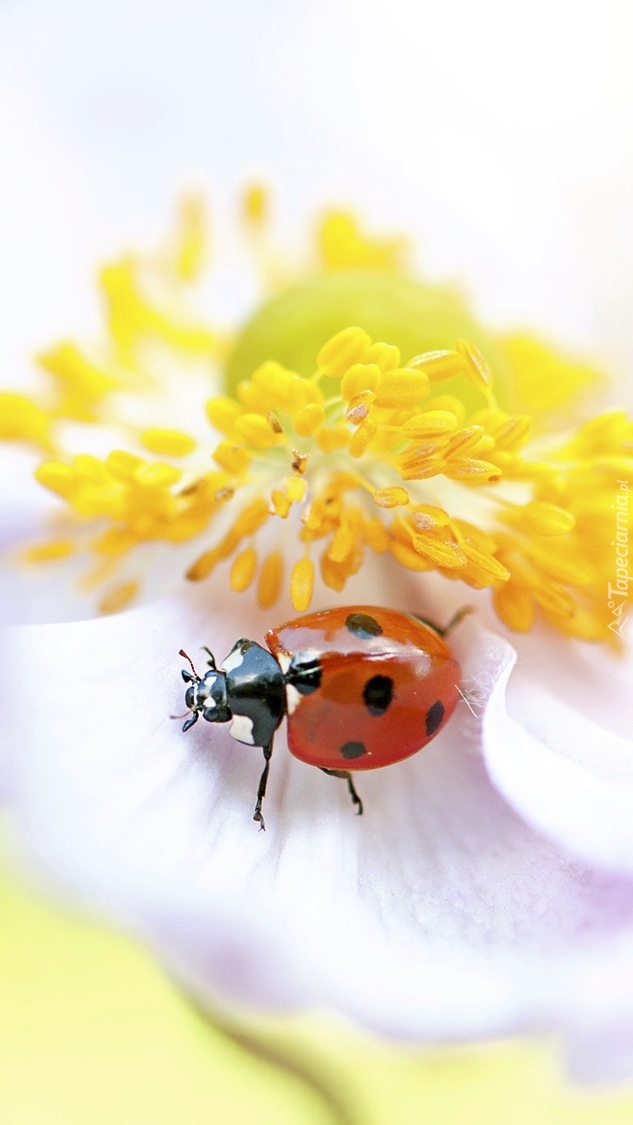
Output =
[
  {"x1": 179, "y1": 649, "x2": 200, "y2": 680},
  {"x1": 440, "y1": 605, "x2": 474, "y2": 637},
  {"x1": 413, "y1": 605, "x2": 474, "y2": 638}
]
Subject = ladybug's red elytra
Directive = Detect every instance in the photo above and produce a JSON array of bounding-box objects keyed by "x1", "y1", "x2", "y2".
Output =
[{"x1": 179, "y1": 605, "x2": 469, "y2": 829}]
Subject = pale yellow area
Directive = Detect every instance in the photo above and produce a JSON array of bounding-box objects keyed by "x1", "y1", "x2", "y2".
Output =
[{"x1": 2, "y1": 834, "x2": 633, "y2": 1125}]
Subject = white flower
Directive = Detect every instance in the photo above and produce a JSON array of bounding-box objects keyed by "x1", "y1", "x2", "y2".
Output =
[{"x1": 2, "y1": 564, "x2": 633, "y2": 1084}]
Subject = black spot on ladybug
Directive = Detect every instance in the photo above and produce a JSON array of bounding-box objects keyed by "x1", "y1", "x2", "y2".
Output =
[
  {"x1": 363, "y1": 674, "x2": 394, "y2": 716},
  {"x1": 425, "y1": 700, "x2": 445, "y2": 736},
  {"x1": 345, "y1": 612, "x2": 382, "y2": 640},
  {"x1": 340, "y1": 740, "x2": 368, "y2": 760},
  {"x1": 287, "y1": 651, "x2": 323, "y2": 695}
]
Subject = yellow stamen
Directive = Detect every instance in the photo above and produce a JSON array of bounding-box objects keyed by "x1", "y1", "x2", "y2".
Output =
[
  {"x1": 258, "y1": 551, "x2": 283, "y2": 608},
  {"x1": 292, "y1": 402, "x2": 326, "y2": 437},
  {"x1": 22, "y1": 539, "x2": 75, "y2": 563},
  {"x1": 373, "y1": 487, "x2": 410, "y2": 509},
  {"x1": 140, "y1": 429, "x2": 197, "y2": 457},
  {"x1": 290, "y1": 557, "x2": 314, "y2": 612},
  {"x1": 340, "y1": 363, "x2": 382, "y2": 402},
  {"x1": 242, "y1": 183, "x2": 269, "y2": 227},
  {"x1": 316, "y1": 327, "x2": 371, "y2": 377},
  {"x1": 455, "y1": 338, "x2": 494, "y2": 394},
  {"x1": 98, "y1": 581, "x2": 139, "y2": 615},
  {"x1": 230, "y1": 546, "x2": 258, "y2": 592},
  {"x1": 9, "y1": 194, "x2": 628, "y2": 647},
  {"x1": 408, "y1": 349, "x2": 468, "y2": 383}
]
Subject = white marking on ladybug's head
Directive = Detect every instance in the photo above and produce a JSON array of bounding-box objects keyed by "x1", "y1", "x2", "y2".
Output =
[
  {"x1": 276, "y1": 651, "x2": 291, "y2": 674},
  {"x1": 285, "y1": 683, "x2": 301, "y2": 716},
  {"x1": 229, "y1": 713, "x2": 255, "y2": 745},
  {"x1": 220, "y1": 645, "x2": 247, "y2": 675}
]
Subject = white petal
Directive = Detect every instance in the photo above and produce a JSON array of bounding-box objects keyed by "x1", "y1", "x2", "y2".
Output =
[
  {"x1": 4, "y1": 584, "x2": 633, "y2": 1085},
  {"x1": 481, "y1": 645, "x2": 633, "y2": 873}
]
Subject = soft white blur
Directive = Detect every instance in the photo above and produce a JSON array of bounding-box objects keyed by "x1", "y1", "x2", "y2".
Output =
[{"x1": 0, "y1": 0, "x2": 631, "y2": 380}]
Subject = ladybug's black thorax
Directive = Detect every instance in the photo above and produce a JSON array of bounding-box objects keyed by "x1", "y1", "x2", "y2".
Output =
[{"x1": 221, "y1": 639, "x2": 286, "y2": 747}]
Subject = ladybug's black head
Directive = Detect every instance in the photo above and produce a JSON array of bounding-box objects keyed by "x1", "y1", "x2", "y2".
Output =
[{"x1": 179, "y1": 649, "x2": 232, "y2": 732}]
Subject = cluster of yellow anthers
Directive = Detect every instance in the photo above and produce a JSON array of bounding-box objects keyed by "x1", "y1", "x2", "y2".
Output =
[
  {"x1": 0, "y1": 196, "x2": 218, "y2": 453},
  {"x1": 30, "y1": 324, "x2": 633, "y2": 642}
]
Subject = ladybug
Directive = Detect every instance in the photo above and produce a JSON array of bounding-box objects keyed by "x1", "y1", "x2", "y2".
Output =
[{"x1": 179, "y1": 605, "x2": 469, "y2": 829}]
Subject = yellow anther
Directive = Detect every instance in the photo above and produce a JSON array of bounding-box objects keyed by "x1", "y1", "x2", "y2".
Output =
[
  {"x1": 258, "y1": 551, "x2": 283, "y2": 608},
  {"x1": 518, "y1": 501, "x2": 576, "y2": 536},
  {"x1": 134, "y1": 462, "x2": 182, "y2": 489},
  {"x1": 571, "y1": 410, "x2": 630, "y2": 453},
  {"x1": 397, "y1": 440, "x2": 447, "y2": 478},
  {"x1": 493, "y1": 583, "x2": 536, "y2": 632},
  {"x1": 271, "y1": 489, "x2": 292, "y2": 518},
  {"x1": 327, "y1": 522, "x2": 356, "y2": 563},
  {"x1": 317, "y1": 211, "x2": 407, "y2": 272},
  {"x1": 35, "y1": 461, "x2": 77, "y2": 498},
  {"x1": 0, "y1": 393, "x2": 53, "y2": 450},
  {"x1": 451, "y1": 518, "x2": 499, "y2": 555},
  {"x1": 372, "y1": 368, "x2": 430, "y2": 409},
  {"x1": 345, "y1": 391, "x2": 375, "y2": 423},
  {"x1": 292, "y1": 402, "x2": 326, "y2": 437},
  {"x1": 407, "y1": 349, "x2": 468, "y2": 383},
  {"x1": 535, "y1": 584, "x2": 576, "y2": 619},
  {"x1": 460, "y1": 541, "x2": 511, "y2": 584},
  {"x1": 98, "y1": 581, "x2": 139, "y2": 615},
  {"x1": 349, "y1": 418, "x2": 377, "y2": 458},
  {"x1": 340, "y1": 363, "x2": 382, "y2": 403},
  {"x1": 22, "y1": 539, "x2": 75, "y2": 563},
  {"x1": 206, "y1": 397, "x2": 243, "y2": 436},
  {"x1": 364, "y1": 518, "x2": 390, "y2": 552},
  {"x1": 365, "y1": 342, "x2": 400, "y2": 371},
  {"x1": 445, "y1": 458, "x2": 502, "y2": 484},
  {"x1": 285, "y1": 475, "x2": 307, "y2": 502},
  {"x1": 234, "y1": 498, "x2": 271, "y2": 537},
  {"x1": 37, "y1": 341, "x2": 117, "y2": 401},
  {"x1": 290, "y1": 556, "x2": 314, "y2": 612},
  {"x1": 212, "y1": 441, "x2": 251, "y2": 474},
  {"x1": 320, "y1": 553, "x2": 350, "y2": 592},
  {"x1": 455, "y1": 339, "x2": 494, "y2": 394},
  {"x1": 73, "y1": 454, "x2": 108, "y2": 481},
  {"x1": 92, "y1": 528, "x2": 139, "y2": 556},
  {"x1": 234, "y1": 412, "x2": 283, "y2": 449},
  {"x1": 316, "y1": 426, "x2": 351, "y2": 452},
  {"x1": 409, "y1": 505, "x2": 450, "y2": 531},
  {"x1": 373, "y1": 487, "x2": 409, "y2": 509},
  {"x1": 140, "y1": 429, "x2": 196, "y2": 457},
  {"x1": 316, "y1": 327, "x2": 372, "y2": 378},
  {"x1": 230, "y1": 546, "x2": 258, "y2": 592},
  {"x1": 242, "y1": 182, "x2": 269, "y2": 227},
  {"x1": 389, "y1": 540, "x2": 435, "y2": 572},
  {"x1": 402, "y1": 410, "x2": 459, "y2": 439},
  {"x1": 430, "y1": 395, "x2": 467, "y2": 427},
  {"x1": 528, "y1": 546, "x2": 593, "y2": 587},
  {"x1": 106, "y1": 450, "x2": 145, "y2": 481},
  {"x1": 444, "y1": 426, "x2": 487, "y2": 458},
  {"x1": 186, "y1": 548, "x2": 222, "y2": 581},
  {"x1": 492, "y1": 415, "x2": 533, "y2": 451},
  {"x1": 410, "y1": 533, "x2": 467, "y2": 569},
  {"x1": 173, "y1": 194, "x2": 207, "y2": 282}
]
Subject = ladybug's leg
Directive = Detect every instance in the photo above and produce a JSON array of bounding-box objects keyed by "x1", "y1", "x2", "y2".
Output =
[
  {"x1": 320, "y1": 768, "x2": 363, "y2": 816},
  {"x1": 252, "y1": 740, "x2": 274, "y2": 831}
]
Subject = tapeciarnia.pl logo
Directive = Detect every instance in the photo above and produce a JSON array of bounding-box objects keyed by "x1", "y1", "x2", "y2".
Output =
[{"x1": 608, "y1": 480, "x2": 630, "y2": 639}]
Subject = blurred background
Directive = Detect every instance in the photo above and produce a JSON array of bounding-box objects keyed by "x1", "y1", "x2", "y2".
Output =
[{"x1": 1, "y1": 0, "x2": 632, "y2": 1120}]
